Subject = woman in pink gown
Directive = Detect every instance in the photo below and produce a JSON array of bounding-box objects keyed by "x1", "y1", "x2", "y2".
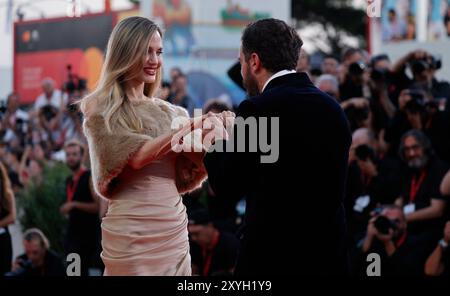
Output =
[{"x1": 80, "y1": 16, "x2": 227, "y2": 276}]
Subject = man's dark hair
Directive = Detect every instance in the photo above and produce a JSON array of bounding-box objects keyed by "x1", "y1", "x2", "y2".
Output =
[
  {"x1": 241, "y1": 18, "x2": 303, "y2": 73},
  {"x1": 398, "y1": 129, "x2": 434, "y2": 161},
  {"x1": 341, "y1": 47, "x2": 362, "y2": 63},
  {"x1": 323, "y1": 54, "x2": 340, "y2": 63}
]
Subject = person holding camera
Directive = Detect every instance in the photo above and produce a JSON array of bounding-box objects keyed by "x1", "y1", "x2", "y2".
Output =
[
  {"x1": 392, "y1": 50, "x2": 450, "y2": 102},
  {"x1": 6, "y1": 228, "x2": 65, "y2": 276},
  {"x1": 395, "y1": 130, "x2": 448, "y2": 244},
  {"x1": 56, "y1": 91, "x2": 86, "y2": 148},
  {"x1": 357, "y1": 205, "x2": 432, "y2": 276},
  {"x1": 346, "y1": 128, "x2": 402, "y2": 243},
  {"x1": 385, "y1": 88, "x2": 450, "y2": 162},
  {"x1": 1, "y1": 93, "x2": 31, "y2": 148}
]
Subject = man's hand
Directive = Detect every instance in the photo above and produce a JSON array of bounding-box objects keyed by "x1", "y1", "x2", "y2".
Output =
[
  {"x1": 444, "y1": 221, "x2": 450, "y2": 243},
  {"x1": 398, "y1": 89, "x2": 412, "y2": 111},
  {"x1": 341, "y1": 97, "x2": 369, "y2": 110},
  {"x1": 60, "y1": 202, "x2": 75, "y2": 215}
]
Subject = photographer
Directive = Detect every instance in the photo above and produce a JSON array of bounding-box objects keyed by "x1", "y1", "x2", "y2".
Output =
[
  {"x1": 56, "y1": 91, "x2": 86, "y2": 148},
  {"x1": 37, "y1": 104, "x2": 64, "y2": 151},
  {"x1": 346, "y1": 128, "x2": 402, "y2": 244},
  {"x1": 340, "y1": 97, "x2": 373, "y2": 132},
  {"x1": 339, "y1": 59, "x2": 369, "y2": 101},
  {"x1": 6, "y1": 228, "x2": 65, "y2": 276},
  {"x1": 385, "y1": 88, "x2": 450, "y2": 162},
  {"x1": 367, "y1": 54, "x2": 398, "y2": 132},
  {"x1": 395, "y1": 130, "x2": 448, "y2": 243},
  {"x1": 1, "y1": 93, "x2": 31, "y2": 148},
  {"x1": 392, "y1": 50, "x2": 450, "y2": 102},
  {"x1": 357, "y1": 205, "x2": 432, "y2": 276}
]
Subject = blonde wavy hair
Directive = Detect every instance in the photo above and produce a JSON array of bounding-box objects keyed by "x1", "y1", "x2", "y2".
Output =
[{"x1": 80, "y1": 16, "x2": 163, "y2": 134}]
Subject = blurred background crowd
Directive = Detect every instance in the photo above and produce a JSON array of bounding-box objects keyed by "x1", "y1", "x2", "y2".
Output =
[{"x1": 1, "y1": 46, "x2": 450, "y2": 276}]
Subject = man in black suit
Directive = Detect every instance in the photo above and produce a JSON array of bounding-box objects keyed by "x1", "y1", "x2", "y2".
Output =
[{"x1": 203, "y1": 18, "x2": 352, "y2": 275}]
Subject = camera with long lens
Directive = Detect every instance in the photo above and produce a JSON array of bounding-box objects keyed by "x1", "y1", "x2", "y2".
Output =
[
  {"x1": 4, "y1": 259, "x2": 33, "y2": 276},
  {"x1": 373, "y1": 215, "x2": 397, "y2": 235},
  {"x1": 370, "y1": 68, "x2": 392, "y2": 84},
  {"x1": 344, "y1": 103, "x2": 370, "y2": 126},
  {"x1": 40, "y1": 105, "x2": 58, "y2": 121},
  {"x1": 355, "y1": 144, "x2": 376, "y2": 162},
  {"x1": 348, "y1": 61, "x2": 366, "y2": 77},
  {"x1": 404, "y1": 90, "x2": 426, "y2": 114},
  {"x1": 409, "y1": 55, "x2": 442, "y2": 76}
]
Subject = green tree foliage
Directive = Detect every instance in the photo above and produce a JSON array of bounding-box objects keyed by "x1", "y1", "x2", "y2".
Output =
[
  {"x1": 292, "y1": 0, "x2": 367, "y2": 54},
  {"x1": 17, "y1": 162, "x2": 71, "y2": 255}
]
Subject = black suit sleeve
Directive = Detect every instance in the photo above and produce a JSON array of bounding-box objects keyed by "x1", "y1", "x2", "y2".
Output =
[{"x1": 203, "y1": 100, "x2": 258, "y2": 198}]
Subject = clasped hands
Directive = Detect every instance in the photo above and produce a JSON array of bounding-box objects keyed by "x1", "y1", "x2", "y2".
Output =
[{"x1": 174, "y1": 111, "x2": 236, "y2": 152}]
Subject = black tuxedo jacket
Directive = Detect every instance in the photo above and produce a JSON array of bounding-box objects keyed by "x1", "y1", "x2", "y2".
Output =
[{"x1": 203, "y1": 72, "x2": 352, "y2": 275}]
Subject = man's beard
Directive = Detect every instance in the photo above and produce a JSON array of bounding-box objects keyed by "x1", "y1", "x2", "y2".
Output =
[
  {"x1": 407, "y1": 155, "x2": 429, "y2": 170},
  {"x1": 68, "y1": 162, "x2": 81, "y2": 172},
  {"x1": 242, "y1": 71, "x2": 260, "y2": 97}
]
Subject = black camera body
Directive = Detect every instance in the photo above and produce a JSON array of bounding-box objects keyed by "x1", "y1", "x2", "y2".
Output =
[
  {"x1": 370, "y1": 68, "x2": 392, "y2": 84},
  {"x1": 40, "y1": 105, "x2": 58, "y2": 121},
  {"x1": 409, "y1": 55, "x2": 442, "y2": 76},
  {"x1": 4, "y1": 259, "x2": 33, "y2": 277},
  {"x1": 374, "y1": 215, "x2": 396, "y2": 235},
  {"x1": 404, "y1": 90, "x2": 426, "y2": 113},
  {"x1": 348, "y1": 61, "x2": 366, "y2": 77},
  {"x1": 355, "y1": 144, "x2": 376, "y2": 162}
]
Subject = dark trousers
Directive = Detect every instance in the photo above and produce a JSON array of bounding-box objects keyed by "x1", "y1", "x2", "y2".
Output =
[{"x1": 0, "y1": 228, "x2": 13, "y2": 275}]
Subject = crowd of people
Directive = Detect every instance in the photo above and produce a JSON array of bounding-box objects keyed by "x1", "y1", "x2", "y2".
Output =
[{"x1": 0, "y1": 45, "x2": 449, "y2": 276}]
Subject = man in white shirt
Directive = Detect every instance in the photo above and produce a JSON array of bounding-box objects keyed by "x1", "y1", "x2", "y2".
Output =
[{"x1": 33, "y1": 78, "x2": 68, "y2": 111}]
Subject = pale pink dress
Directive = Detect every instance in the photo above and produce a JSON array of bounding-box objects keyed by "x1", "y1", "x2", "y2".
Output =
[{"x1": 100, "y1": 153, "x2": 191, "y2": 276}]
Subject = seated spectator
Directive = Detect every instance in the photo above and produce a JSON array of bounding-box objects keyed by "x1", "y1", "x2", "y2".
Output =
[
  {"x1": 395, "y1": 130, "x2": 448, "y2": 243},
  {"x1": 355, "y1": 205, "x2": 434, "y2": 276},
  {"x1": 5, "y1": 228, "x2": 65, "y2": 276},
  {"x1": 188, "y1": 209, "x2": 239, "y2": 276},
  {"x1": 425, "y1": 221, "x2": 450, "y2": 276}
]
